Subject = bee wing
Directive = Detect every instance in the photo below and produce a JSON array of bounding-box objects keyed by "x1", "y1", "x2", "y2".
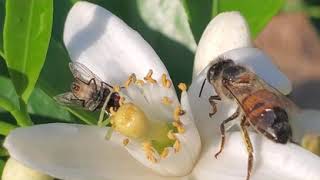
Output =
[
  {"x1": 69, "y1": 62, "x2": 103, "y2": 85},
  {"x1": 54, "y1": 92, "x2": 85, "y2": 108},
  {"x1": 252, "y1": 72, "x2": 300, "y2": 114}
]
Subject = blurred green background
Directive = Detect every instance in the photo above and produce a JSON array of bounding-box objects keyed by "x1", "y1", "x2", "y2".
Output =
[{"x1": 0, "y1": 0, "x2": 320, "y2": 175}]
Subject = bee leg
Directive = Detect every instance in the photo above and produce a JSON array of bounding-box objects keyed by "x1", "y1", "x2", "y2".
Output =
[
  {"x1": 215, "y1": 107, "x2": 240, "y2": 158},
  {"x1": 240, "y1": 116, "x2": 254, "y2": 180},
  {"x1": 208, "y1": 95, "x2": 221, "y2": 117}
]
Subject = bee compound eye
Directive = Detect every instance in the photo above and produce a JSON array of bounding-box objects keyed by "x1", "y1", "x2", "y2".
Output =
[{"x1": 71, "y1": 83, "x2": 80, "y2": 92}]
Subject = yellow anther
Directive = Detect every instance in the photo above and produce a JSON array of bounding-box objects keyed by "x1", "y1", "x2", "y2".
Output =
[
  {"x1": 148, "y1": 154, "x2": 158, "y2": 163},
  {"x1": 144, "y1": 70, "x2": 157, "y2": 84},
  {"x1": 123, "y1": 138, "x2": 129, "y2": 146},
  {"x1": 142, "y1": 141, "x2": 157, "y2": 163},
  {"x1": 136, "y1": 79, "x2": 145, "y2": 86},
  {"x1": 161, "y1": 96, "x2": 172, "y2": 105},
  {"x1": 173, "y1": 140, "x2": 181, "y2": 153},
  {"x1": 125, "y1": 74, "x2": 137, "y2": 88},
  {"x1": 109, "y1": 107, "x2": 117, "y2": 116},
  {"x1": 161, "y1": 74, "x2": 172, "y2": 88},
  {"x1": 161, "y1": 148, "x2": 169, "y2": 159},
  {"x1": 178, "y1": 83, "x2": 187, "y2": 92},
  {"x1": 177, "y1": 126, "x2": 185, "y2": 134},
  {"x1": 172, "y1": 121, "x2": 181, "y2": 128},
  {"x1": 172, "y1": 121, "x2": 185, "y2": 134},
  {"x1": 167, "y1": 130, "x2": 176, "y2": 140},
  {"x1": 113, "y1": 85, "x2": 121, "y2": 92},
  {"x1": 119, "y1": 96, "x2": 125, "y2": 106},
  {"x1": 174, "y1": 106, "x2": 185, "y2": 121}
]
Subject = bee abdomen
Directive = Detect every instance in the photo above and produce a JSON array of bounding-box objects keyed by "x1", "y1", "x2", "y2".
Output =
[
  {"x1": 242, "y1": 90, "x2": 278, "y2": 120},
  {"x1": 242, "y1": 90, "x2": 292, "y2": 144}
]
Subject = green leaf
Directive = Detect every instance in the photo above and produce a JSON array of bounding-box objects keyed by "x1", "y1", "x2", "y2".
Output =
[
  {"x1": 4, "y1": 0, "x2": 53, "y2": 102},
  {"x1": 0, "y1": 121, "x2": 16, "y2": 135},
  {"x1": 0, "y1": 159, "x2": 4, "y2": 177},
  {"x1": 0, "y1": 75, "x2": 75, "y2": 123},
  {"x1": 182, "y1": 0, "x2": 285, "y2": 42},
  {"x1": 0, "y1": 0, "x2": 4, "y2": 56},
  {"x1": 182, "y1": 0, "x2": 213, "y2": 43},
  {"x1": 0, "y1": 146, "x2": 8, "y2": 157},
  {"x1": 217, "y1": 0, "x2": 285, "y2": 37}
]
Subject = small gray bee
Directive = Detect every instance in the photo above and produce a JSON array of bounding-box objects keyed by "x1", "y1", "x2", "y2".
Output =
[{"x1": 55, "y1": 62, "x2": 120, "y2": 112}]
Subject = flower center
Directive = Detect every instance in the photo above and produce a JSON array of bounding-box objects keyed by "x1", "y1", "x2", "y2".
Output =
[
  {"x1": 110, "y1": 102, "x2": 178, "y2": 155},
  {"x1": 102, "y1": 70, "x2": 188, "y2": 163}
]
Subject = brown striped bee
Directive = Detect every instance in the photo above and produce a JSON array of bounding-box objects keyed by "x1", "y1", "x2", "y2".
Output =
[
  {"x1": 202, "y1": 58, "x2": 297, "y2": 180},
  {"x1": 54, "y1": 62, "x2": 120, "y2": 113}
]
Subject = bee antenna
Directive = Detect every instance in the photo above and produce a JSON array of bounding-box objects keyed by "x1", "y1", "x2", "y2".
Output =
[{"x1": 198, "y1": 78, "x2": 206, "y2": 98}]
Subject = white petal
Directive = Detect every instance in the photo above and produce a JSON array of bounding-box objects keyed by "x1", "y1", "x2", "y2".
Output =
[
  {"x1": 193, "y1": 11, "x2": 252, "y2": 77},
  {"x1": 192, "y1": 132, "x2": 320, "y2": 180},
  {"x1": 2, "y1": 158, "x2": 53, "y2": 180},
  {"x1": 64, "y1": 1, "x2": 169, "y2": 85},
  {"x1": 291, "y1": 109, "x2": 320, "y2": 142},
  {"x1": 4, "y1": 123, "x2": 184, "y2": 180}
]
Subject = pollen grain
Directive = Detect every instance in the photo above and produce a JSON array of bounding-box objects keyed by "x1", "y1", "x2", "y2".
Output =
[
  {"x1": 173, "y1": 139, "x2": 181, "y2": 153},
  {"x1": 161, "y1": 74, "x2": 172, "y2": 88},
  {"x1": 123, "y1": 138, "x2": 130, "y2": 146},
  {"x1": 178, "y1": 83, "x2": 187, "y2": 92},
  {"x1": 161, "y1": 96, "x2": 172, "y2": 105},
  {"x1": 161, "y1": 148, "x2": 169, "y2": 159},
  {"x1": 142, "y1": 141, "x2": 158, "y2": 163},
  {"x1": 144, "y1": 70, "x2": 157, "y2": 84},
  {"x1": 113, "y1": 85, "x2": 121, "y2": 93},
  {"x1": 125, "y1": 73, "x2": 137, "y2": 88}
]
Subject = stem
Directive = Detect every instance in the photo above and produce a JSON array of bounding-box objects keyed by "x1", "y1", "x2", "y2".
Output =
[
  {"x1": 211, "y1": 0, "x2": 219, "y2": 17},
  {"x1": 0, "y1": 121, "x2": 17, "y2": 135},
  {"x1": 98, "y1": 97, "x2": 109, "y2": 127},
  {"x1": 0, "y1": 95, "x2": 33, "y2": 127},
  {"x1": 18, "y1": 98, "x2": 33, "y2": 126}
]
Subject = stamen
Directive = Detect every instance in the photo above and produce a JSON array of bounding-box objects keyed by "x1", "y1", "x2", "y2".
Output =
[
  {"x1": 113, "y1": 85, "x2": 121, "y2": 92},
  {"x1": 178, "y1": 83, "x2": 187, "y2": 92},
  {"x1": 167, "y1": 130, "x2": 176, "y2": 140},
  {"x1": 161, "y1": 74, "x2": 171, "y2": 88},
  {"x1": 142, "y1": 141, "x2": 157, "y2": 163},
  {"x1": 161, "y1": 147, "x2": 169, "y2": 159},
  {"x1": 172, "y1": 121, "x2": 185, "y2": 134},
  {"x1": 174, "y1": 106, "x2": 185, "y2": 121},
  {"x1": 123, "y1": 138, "x2": 129, "y2": 146},
  {"x1": 144, "y1": 69, "x2": 157, "y2": 84},
  {"x1": 173, "y1": 140, "x2": 181, "y2": 153},
  {"x1": 161, "y1": 96, "x2": 172, "y2": 105},
  {"x1": 125, "y1": 73, "x2": 137, "y2": 88}
]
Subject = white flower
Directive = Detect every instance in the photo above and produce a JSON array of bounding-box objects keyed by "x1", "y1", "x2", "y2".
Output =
[{"x1": 3, "y1": 2, "x2": 320, "y2": 180}]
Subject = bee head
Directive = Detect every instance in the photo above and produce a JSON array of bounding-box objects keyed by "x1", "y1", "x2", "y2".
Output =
[
  {"x1": 272, "y1": 107, "x2": 292, "y2": 144},
  {"x1": 207, "y1": 58, "x2": 235, "y2": 84}
]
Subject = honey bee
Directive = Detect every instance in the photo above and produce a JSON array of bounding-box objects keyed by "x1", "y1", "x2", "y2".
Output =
[
  {"x1": 202, "y1": 58, "x2": 297, "y2": 180},
  {"x1": 54, "y1": 62, "x2": 120, "y2": 113}
]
